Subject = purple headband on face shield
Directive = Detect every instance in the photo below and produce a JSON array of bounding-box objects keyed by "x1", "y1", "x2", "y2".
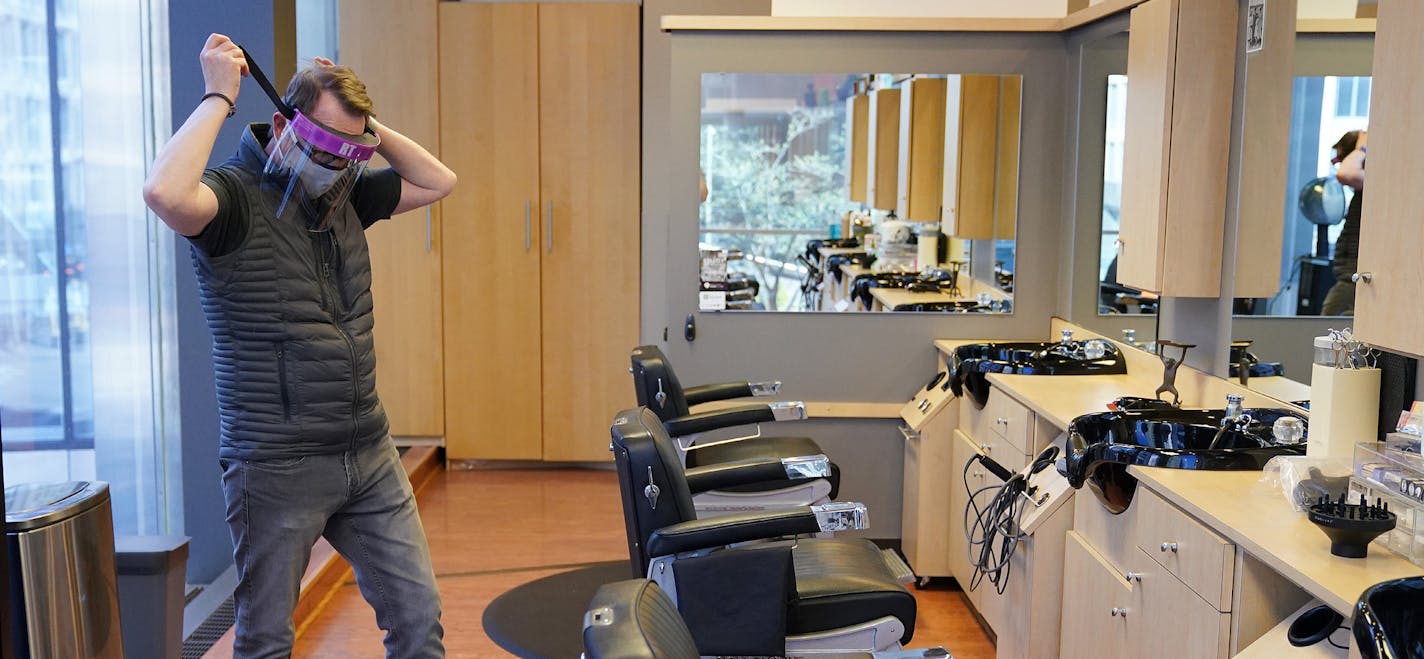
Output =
[{"x1": 288, "y1": 111, "x2": 380, "y2": 163}]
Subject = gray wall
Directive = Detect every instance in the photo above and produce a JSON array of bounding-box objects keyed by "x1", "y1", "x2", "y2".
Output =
[
  {"x1": 644, "y1": 0, "x2": 1071, "y2": 535},
  {"x1": 167, "y1": 0, "x2": 280, "y2": 584}
]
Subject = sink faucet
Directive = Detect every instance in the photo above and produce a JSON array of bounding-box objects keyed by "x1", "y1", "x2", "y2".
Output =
[
  {"x1": 1121, "y1": 328, "x2": 1137, "y2": 347},
  {"x1": 1060, "y1": 329, "x2": 1074, "y2": 344},
  {"x1": 1153, "y1": 340, "x2": 1195, "y2": 406},
  {"x1": 1209, "y1": 394, "x2": 1254, "y2": 450}
]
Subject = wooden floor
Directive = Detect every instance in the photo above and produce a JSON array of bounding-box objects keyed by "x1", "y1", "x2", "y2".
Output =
[{"x1": 229, "y1": 466, "x2": 996, "y2": 658}]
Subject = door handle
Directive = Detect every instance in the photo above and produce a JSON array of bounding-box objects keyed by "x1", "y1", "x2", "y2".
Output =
[
  {"x1": 1351, "y1": 272, "x2": 1373, "y2": 284},
  {"x1": 524, "y1": 200, "x2": 532, "y2": 251},
  {"x1": 546, "y1": 201, "x2": 553, "y2": 253}
]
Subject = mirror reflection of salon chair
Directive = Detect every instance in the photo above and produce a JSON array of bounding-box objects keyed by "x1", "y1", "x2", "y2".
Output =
[
  {"x1": 722, "y1": 274, "x2": 761, "y2": 311},
  {"x1": 582, "y1": 578, "x2": 949, "y2": 659},
  {"x1": 608, "y1": 408, "x2": 918, "y2": 655},
  {"x1": 1097, "y1": 255, "x2": 1159, "y2": 314},
  {"x1": 1353, "y1": 576, "x2": 1424, "y2": 659},
  {"x1": 630, "y1": 345, "x2": 841, "y2": 515},
  {"x1": 1293, "y1": 176, "x2": 1349, "y2": 315}
]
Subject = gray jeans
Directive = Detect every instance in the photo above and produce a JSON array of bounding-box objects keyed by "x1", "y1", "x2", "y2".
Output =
[
  {"x1": 1321, "y1": 256, "x2": 1358, "y2": 317},
  {"x1": 220, "y1": 435, "x2": 444, "y2": 658}
]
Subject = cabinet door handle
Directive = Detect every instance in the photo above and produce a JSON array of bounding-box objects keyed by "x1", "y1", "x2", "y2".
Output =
[
  {"x1": 1351, "y1": 272, "x2": 1373, "y2": 284},
  {"x1": 995, "y1": 417, "x2": 1008, "y2": 425},
  {"x1": 1110, "y1": 607, "x2": 1128, "y2": 618},
  {"x1": 545, "y1": 201, "x2": 553, "y2": 253},
  {"x1": 1160, "y1": 542, "x2": 1178, "y2": 553},
  {"x1": 425, "y1": 206, "x2": 433, "y2": 253},
  {"x1": 524, "y1": 200, "x2": 532, "y2": 251},
  {"x1": 1124, "y1": 572, "x2": 1142, "y2": 582}
]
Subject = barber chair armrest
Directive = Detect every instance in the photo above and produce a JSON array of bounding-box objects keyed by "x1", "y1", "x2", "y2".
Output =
[
  {"x1": 684, "y1": 380, "x2": 782, "y2": 406},
  {"x1": 662, "y1": 402, "x2": 806, "y2": 437},
  {"x1": 683, "y1": 454, "x2": 831, "y2": 493},
  {"x1": 647, "y1": 503, "x2": 868, "y2": 557}
]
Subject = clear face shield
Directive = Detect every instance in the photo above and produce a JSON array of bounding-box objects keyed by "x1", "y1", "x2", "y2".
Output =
[
  {"x1": 263, "y1": 112, "x2": 379, "y2": 230},
  {"x1": 240, "y1": 45, "x2": 380, "y2": 231}
]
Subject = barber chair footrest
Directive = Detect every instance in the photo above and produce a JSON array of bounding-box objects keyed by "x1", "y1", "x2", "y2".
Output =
[
  {"x1": 880, "y1": 548, "x2": 915, "y2": 585},
  {"x1": 785, "y1": 615, "x2": 905, "y2": 656}
]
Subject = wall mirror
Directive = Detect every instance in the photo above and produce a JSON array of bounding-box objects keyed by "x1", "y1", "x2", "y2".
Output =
[
  {"x1": 697, "y1": 72, "x2": 1021, "y2": 314},
  {"x1": 1231, "y1": 30, "x2": 1374, "y2": 392}
]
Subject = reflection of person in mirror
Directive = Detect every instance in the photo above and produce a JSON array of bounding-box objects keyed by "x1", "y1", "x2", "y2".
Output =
[
  {"x1": 1322, "y1": 129, "x2": 1365, "y2": 316},
  {"x1": 699, "y1": 168, "x2": 709, "y2": 204}
]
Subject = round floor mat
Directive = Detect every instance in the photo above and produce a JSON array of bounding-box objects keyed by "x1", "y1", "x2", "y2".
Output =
[{"x1": 482, "y1": 560, "x2": 634, "y2": 658}]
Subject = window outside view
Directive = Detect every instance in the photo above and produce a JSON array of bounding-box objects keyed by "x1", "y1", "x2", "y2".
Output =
[{"x1": 700, "y1": 73, "x2": 858, "y2": 311}]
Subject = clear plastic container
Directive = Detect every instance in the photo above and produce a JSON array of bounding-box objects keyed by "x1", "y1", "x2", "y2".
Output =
[{"x1": 1351, "y1": 442, "x2": 1424, "y2": 567}]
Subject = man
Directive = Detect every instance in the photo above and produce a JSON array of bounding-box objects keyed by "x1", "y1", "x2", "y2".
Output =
[
  {"x1": 1322, "y1": 129, "x2": 1365, "y2": 316},
  {"x1": 143, "y1": 34, "x2": 455, "y2": 658}
]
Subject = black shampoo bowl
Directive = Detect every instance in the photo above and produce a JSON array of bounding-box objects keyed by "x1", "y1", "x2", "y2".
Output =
[
  {"x1": 948, "y1": 339, "x2": 1128, "y2": 408},
  {"x1": 1062, "y1": 407, "x2": 1308, "y2": 513},
  {"x1": 1354, "y1": 576, "x2": 1424, "y2": 659}
]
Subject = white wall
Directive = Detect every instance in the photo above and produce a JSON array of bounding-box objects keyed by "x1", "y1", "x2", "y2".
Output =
[{"x1": 1298, "y1": 0, "x2": 1366, "y2": 19}]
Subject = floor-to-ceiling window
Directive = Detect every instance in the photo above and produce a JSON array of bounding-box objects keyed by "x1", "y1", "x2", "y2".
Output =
[{"x1": 0, "y1": 0, "x2": 176, "y2": 536}]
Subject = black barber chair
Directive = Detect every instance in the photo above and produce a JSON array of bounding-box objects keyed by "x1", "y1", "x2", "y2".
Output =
[
  {"x1": 630, "y1": 345, "x2": 840, "y2": 514},
  {"x1": 609, "y1": 408, "x2": 917, "y2": 655},
  {"x1": 583, "y1": 579, "x2": 950, "y2": 659}
]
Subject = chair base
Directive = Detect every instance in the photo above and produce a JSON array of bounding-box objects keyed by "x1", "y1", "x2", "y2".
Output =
[{"x1": 785, "y1": 615, "x2": 905, "y2": 655}]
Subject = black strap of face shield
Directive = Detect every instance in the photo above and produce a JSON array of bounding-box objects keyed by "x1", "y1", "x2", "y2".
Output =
[{"x1": 238, "y1": 45, "x2": 295, "y2": 120}]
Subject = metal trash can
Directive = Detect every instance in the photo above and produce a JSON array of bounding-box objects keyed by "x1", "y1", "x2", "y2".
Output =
[
  {"x1": 115, "y1": 535, "x2": 189, "y2": 659},
  {"x1": 5, "y1": 481, "x2": 124, "y2": 658}
]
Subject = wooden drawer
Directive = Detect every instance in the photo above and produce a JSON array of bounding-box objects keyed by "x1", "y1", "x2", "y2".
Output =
[
  {"x1": 1131, "y1": 547, "x2": 1231, "y2": 659},
  {"x1": 1133, "y1": 486, "x2": 1235, "y2": 611},
  {"x1": 982, "y1": 388, "x2": 1033, "y2": 453}
]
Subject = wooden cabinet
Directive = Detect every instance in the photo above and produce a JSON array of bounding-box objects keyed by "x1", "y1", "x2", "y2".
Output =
[
  {"x1": 900, "y1": 382, "x2": 958, "y2": 580},
  {"x1": 1060, "y1": 532, "x2": 1230, "y2": 659},
  {"x1": 1067, "y1": 486, "x2": 1234, "y2": 659},
  {"x1": 896, "y1": 77, "x2": 947, "y2": 223},
  {"x1": 1354, "y1": 0, "x2": 1424, "y2": 357},
  {"x1": 1116, "y1": 0, "x2": 1236, "y2": 296},
  {"x1": 1060, "y1": 531, "x2": 1133, "y2": 659},
  {"x1": 866, "y1": 88, "x2": 902, "y2": 211},
  {"x1": 439, "y1": 2, "x2": 639, "y2": 462},
  {"x1": 941, "y1": 75, "x2": 1020, "y2": 240},
  {"x1": 847, "y1": 94, "x2": 870, "y2": 203},
  {"x1": 338, "y1": 0, "x2": 444, "y2": 437}
]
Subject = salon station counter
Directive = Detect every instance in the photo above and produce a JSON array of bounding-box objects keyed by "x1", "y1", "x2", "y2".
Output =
[{"x1": 916, "y1": 320, "x2": 1420, "y2": 659}]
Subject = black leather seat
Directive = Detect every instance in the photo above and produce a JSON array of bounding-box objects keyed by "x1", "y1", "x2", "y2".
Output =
[
  {"x1": 609, "y1": 407, "x2": 916, "y2": 654},
  {"x1": 630, "y1": 345, "x2": 840, "y2": 500}
]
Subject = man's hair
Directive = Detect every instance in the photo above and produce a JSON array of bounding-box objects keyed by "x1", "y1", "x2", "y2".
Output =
[{"x1": 283, "y1": 60, "x2": 375, "y2": 119}]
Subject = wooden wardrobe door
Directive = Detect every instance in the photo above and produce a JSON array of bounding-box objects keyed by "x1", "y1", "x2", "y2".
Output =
[
  {"x1": 338, "y1": 0, "x2": 444, "y2": 437},
  {"x1": 439, "y1": 2, "x2": 544, "y2": 460},
  {"x1": 537, "y1": 3, "x2": 640, "y2": 462}
]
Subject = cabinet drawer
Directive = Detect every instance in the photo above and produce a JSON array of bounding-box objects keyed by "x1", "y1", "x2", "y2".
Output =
[
  {"x1": 1133, "y1": 486, "x2": 1235, "y2": 611},
  {"x1": 1132, "y1": 547, "x2": 1230, "y2": 659},
  {"x1": 982, "y1": 388, "x2": 1032, "y2": 453}
]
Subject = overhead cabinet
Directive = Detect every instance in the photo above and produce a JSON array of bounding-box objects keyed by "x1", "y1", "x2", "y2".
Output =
[
  {"x1": 338, "y1": 0, "x2": 444, "y2": 438},
  {"x1": 847, "y1": 93, "x2": 870, "y2": 203},
  {"x1": 940, "y1": 75, "x2": 1020, "y2": 241},
  {"x1": 1116, "y1": 0, "x2": 1236, "y2": 296},
  {"x1": 439, "y1": 2, "x2": 640, "y2": 462},
  {"x1": 1354, "y1": 0, "x2": 1424, "y2": 357},
  {"x1": 896, "y1": 77, "x2": 947, "y2": 224},
  {"x1": 865, "y1": 88, "x2": 902, "y2": 211}
]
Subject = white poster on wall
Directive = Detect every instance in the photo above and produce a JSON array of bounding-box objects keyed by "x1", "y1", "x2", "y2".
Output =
[{"x1": 1247, "y1": 0, "x2": 1266, "y2": 53}]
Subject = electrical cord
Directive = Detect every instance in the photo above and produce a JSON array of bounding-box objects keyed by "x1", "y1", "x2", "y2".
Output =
[{"x1": 961, "y1": 445, "x2": 1060, "y2": 596}]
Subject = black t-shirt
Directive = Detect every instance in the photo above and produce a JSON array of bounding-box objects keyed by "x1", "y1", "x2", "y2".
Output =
[{"x1": 188, "y1": 167, "x2": 402, "y2": 257}]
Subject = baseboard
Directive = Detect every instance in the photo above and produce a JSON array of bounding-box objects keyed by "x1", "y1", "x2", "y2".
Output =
[{"x1": 292, "y1": 445, "x2": 444, "y2": 637}]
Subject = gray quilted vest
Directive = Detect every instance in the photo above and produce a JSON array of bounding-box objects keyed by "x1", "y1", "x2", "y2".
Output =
[{"x1": 193, "y1": 125, "x2": 389, "y2": 459}]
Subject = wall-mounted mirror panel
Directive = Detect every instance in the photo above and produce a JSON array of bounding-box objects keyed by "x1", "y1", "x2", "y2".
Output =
[
  {"x1": 1231, "y1": 31, "x2": 1374, "y2": 394},
  {"x1": 697, "y1": 72, "x2": 1020, "y2": 313},
  {"x1": 1097, "y1": 73, "x2": 1159, "y2": 321}
]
